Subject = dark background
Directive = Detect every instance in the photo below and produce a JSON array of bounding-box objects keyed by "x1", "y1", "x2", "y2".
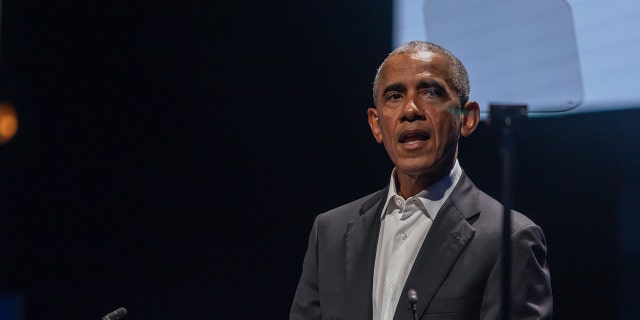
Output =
[{"x1": 0, "y1": 1, "x2": 638, "y2": 319}]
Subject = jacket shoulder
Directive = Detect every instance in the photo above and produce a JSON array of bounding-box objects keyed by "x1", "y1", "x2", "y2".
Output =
[
  {"x1": 315, "y1": 188, "x2": 387, "y2": 226},
  {"x1": 475, "y1": 189, "x2": 540, "y2": 232}
]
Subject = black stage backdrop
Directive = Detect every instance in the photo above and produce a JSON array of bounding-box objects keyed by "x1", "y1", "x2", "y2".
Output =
[{"x1": 0, "y1": 1, "x2": 638, "y2": 319}]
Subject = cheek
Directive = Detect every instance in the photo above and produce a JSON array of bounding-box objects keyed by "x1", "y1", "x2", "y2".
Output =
[
  {"x1": 378, "y1": 117, "x2": 395, "y2": 137},
  {"x1": 379, "y1": 123, "x2": 397, "y2": 151},
  {"x1": 434, "y1": 115, "x2": 459, "y2": 146}
]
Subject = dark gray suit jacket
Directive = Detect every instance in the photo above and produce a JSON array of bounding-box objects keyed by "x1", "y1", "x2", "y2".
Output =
[{"x1": 290, "y1": 172, "x2": 552, "y2": 320}]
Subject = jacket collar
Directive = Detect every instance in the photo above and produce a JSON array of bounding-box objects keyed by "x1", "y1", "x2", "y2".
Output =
[{"x1": 344, "y1": 187, "x2": 388, "y2": 319}]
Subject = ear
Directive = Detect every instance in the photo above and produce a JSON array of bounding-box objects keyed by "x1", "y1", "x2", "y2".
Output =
[
  {"x1": 367, "y1": 108, "x2": 383, "y2": 143},
  {"x1": 460, "y1": 100, "x2": 480, "y2": 137}
]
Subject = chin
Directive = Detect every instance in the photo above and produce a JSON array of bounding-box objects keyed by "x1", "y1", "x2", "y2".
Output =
[{"x1": 396, "y1": 158, "x2": 438, "y2": 175}]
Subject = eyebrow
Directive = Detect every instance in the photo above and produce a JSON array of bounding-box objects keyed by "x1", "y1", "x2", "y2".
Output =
[
  {"x1": 382, "y1": 83, "x2": 406, "y2": 96},
  {"x1": 416, "y1": 80, "x2": 445, "y2": 92},
  {"x1": 382, "y1": 80, "x2": 447, "y2": 96}
]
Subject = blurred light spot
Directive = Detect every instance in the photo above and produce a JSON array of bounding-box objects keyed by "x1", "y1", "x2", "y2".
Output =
[{"x1": 0, "y1": 102, "x2": 18, "y2": 144}]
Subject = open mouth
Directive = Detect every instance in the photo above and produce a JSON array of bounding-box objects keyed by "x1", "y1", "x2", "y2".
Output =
[{"x1": 399, "y1": 130, "x2": 430, "y2": 143}]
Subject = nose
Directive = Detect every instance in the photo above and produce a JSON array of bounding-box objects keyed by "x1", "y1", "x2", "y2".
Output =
[{"x1": 402, "y1": 96, "x2": 425, "y2": 121}]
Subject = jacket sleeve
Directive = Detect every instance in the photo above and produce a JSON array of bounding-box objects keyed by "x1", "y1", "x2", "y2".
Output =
[
  {"x1": 480, "y1": 224, "x2": 554, "y2": 319},
  {"x1": 290, "y1": 216, "x2": 322, "y2": 320}
]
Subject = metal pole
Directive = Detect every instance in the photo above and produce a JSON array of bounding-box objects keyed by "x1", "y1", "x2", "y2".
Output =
[{"x1": 489, "y1": 104, "x2": 527, "y2": 320}]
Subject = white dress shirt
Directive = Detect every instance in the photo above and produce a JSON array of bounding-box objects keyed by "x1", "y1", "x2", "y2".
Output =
[{"x1": 372, "y1": 160, "x2": 463, "y2": 320}]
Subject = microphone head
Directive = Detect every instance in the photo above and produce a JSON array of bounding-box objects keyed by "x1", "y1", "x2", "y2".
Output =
[
  {"x1": 102, "y1": 307, "x2": 127, "y2": 320},
  {"x1": 407, "y1": 289, "x2": 418, "y2": 303}
]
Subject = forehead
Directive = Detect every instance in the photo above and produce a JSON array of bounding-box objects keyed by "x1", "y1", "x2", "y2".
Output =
[{"x1": 379, "y1": 51, "x2": 452, "y2": 85}]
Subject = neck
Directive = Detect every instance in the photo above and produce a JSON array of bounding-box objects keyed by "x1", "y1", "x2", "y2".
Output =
[{"x1": 395, "y1": 159, "x2": 456, "y2": 198}]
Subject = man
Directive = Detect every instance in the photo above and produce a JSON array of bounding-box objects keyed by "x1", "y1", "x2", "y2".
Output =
[{"x1": 290, "y1": 41, "x2": 552, "y2": 320}]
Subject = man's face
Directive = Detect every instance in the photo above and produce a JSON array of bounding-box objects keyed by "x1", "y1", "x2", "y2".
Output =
[{"x1": 368, "y1": 51, "x2": 470, "y2": 180}]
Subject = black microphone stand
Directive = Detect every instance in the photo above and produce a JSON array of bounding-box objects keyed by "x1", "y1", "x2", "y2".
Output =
[{"x1": 488, "y1": 104, "x2": 528, "y2": 320}]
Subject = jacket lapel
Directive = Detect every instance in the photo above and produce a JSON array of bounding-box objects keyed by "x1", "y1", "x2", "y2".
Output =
[
  {"x1": 394, "y1": 173, "x2": 480, "y2": 320},
  {"x1": 344, "y1": 188, "x2": 387, "y2": 319}
]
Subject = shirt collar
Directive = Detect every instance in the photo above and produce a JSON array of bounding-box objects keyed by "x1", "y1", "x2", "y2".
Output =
[{"x1": 381, "y1": 159, "x2": 463, "y2": 220}]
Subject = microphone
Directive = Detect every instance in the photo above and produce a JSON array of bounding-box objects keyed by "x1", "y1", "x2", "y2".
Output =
[
  {"x1": 102, "y1": 307, "x2": 127, "y2": 320},
  {"x1": 407, "y1": 289, "x2": 418, "y2": 320}
]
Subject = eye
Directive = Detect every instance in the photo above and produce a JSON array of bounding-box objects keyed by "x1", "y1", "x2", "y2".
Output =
[
  {"x1": 423, "y1": 88, "x2": 441, "y2": 97},
  {"x1": 386, "y1": 93, "x2": 403, "y2": 101}
]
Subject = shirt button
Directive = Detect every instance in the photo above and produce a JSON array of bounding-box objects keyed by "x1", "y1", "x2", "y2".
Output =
[
  {"x1": 389, "y1": 283, "x2": 396, "y2": 290},
  {"x1": 401, "y1": 233, "x2": 408, "y2": 240}
]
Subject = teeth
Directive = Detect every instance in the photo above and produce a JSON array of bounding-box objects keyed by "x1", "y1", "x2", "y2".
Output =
[{"x1": 400, "y1": 132, "x2": 428, "y2": 143}]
